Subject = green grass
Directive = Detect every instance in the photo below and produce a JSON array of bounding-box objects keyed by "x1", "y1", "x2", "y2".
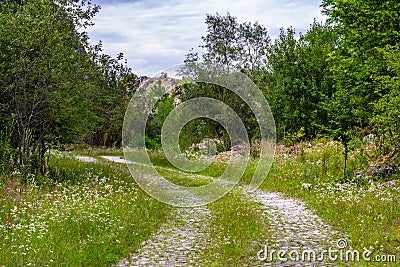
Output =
[
  {"x1": 260, "y1": 141, "x2": 400, "y2": 266},
  {"x1": 94, "y1": 153, "x2": 213, "y2": 187},
  {"x1": 0, "y1": 154, "x2": 171, "y2": 266},
  {"x1": 155, "y1": 168, "x2": 212, "y2": 187},
  {"x1": 201, "y1": 189, "x2": 270, "y2": 266},
  {"x1": 68, "y1": 146, "x2": 123, "y2": 157},
  {"x1": 118, "y1": 142, "x2": 400, "y2": 265},
  {"x1": 24, "y1": 143, "x2": 400, "y2": 266}
]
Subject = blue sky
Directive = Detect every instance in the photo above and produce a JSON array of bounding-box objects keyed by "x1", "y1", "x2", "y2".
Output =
[{"x1": 88, "y1": 0, "x2": 325, "y2": 76}]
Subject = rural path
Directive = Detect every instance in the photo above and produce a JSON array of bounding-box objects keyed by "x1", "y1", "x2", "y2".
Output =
[
  {"x1": 247, "y1": 190, "x2": 345, "y2": 266},
  {"x1": 116, "y1": 206, "x2": 211, "y2": 266},
  {"x1": 76, "y1": 155, "x2": 214, "y2": 266},
  {"x1": 76, "y1": 155, "x2": 346, "y2": 266}
]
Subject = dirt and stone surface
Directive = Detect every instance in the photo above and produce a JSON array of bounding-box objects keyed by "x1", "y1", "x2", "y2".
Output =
[
  {"x1": 248, "y1": 190, "x2": 346, "y2": 266},
  {"x1": 116, "y1": 206, "x2": 212, "y2": 267},
  {"x1": 76, "y1": 155, "x2": 346, "y2": 266}
]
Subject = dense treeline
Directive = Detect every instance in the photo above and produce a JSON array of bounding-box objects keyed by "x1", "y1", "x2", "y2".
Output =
[
  {"x1": 1, "y1": 0, "x2": 399, "y2": 177},
  {"x1": 0, "y1": 0, "x2": 136, "y2": 175},
  {"x1": 166, "y1": 0, "x2": 400, "y2": 175}
]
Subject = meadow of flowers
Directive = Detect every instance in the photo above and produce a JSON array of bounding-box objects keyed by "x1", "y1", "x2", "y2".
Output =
[
  {"x1": 261, "y1": 140, "x2": 400, "y2": 263},
  {"x1": 0, "y1": 155, "x2": 170, "y2": 266},
  {"x1": 1, "y1": 142, "x2": 399, "y2": 266}
]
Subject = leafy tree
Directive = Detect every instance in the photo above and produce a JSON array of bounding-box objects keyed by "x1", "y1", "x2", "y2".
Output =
[
  {"x1": 322, "y1": 0, "x2": 400, "y2": 174},
  {"x1": 371, "y1": 46, "x2": 400, "y2": 158},
  {"x1": 265, "y1": 21, "x2": 336, "y2": 142},
  {"x1": 201, "y1": 13, "x2": 239, "y2": 69},
  {"x1": 91, "y1": 53, "x2": 136, "y2": 147},
  {"x1": 200, "y1": 12, "x2": 270, "y2": 75},
  {"x1": 180, "y1": 13, "x2": 270, "y2": 148},
  {"x1": 0, "y1": 0, "x2": 101, "y2": 173}
]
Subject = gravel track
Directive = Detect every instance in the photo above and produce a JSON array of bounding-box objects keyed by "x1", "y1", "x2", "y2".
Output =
[
  {"x1": 115, "y1": 205, "x2": 211, "y2": 267},
  {"x1": 76, "y1": 155, "x2": 346, "y2": 266},
  {"x1": 248, "y1": 190, "x2": 346, "y2": 266}
]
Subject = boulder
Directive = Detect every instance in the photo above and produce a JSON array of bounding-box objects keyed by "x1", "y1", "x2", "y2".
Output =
[{"x1": 354, "y1": 164, "x2": 397, "y2": 181}]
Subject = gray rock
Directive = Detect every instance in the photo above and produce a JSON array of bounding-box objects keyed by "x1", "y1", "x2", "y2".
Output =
[
  {"x1": 354, "y1": 164, "x2": 397, "y2": 181},
  {"x1": 379, "y1": 179, "x2": 399, "y2": 188}
]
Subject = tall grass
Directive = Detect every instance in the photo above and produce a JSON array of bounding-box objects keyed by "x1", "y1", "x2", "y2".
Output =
[
  {"x1": 260, "y1": 141, "x2": 400, "y2": 265},
  {"x1": 0, "y1": 155, "x2": 170, "y2": 266},
  {"x1": 68, "y1": 143, "x2": 399, "y2": 265}
]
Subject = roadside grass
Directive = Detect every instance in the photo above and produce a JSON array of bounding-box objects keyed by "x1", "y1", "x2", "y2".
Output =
[
  {"x1": 96, "y1": 154, "x2": 213, "y2": 187},
  {"x1": 155, "y1": 168, "x2": 212, "y2": 187},
  {"x1": 69, "y1": 143, "x2": 400, "y2": 265},
  {"x1": 68, "y1": 146, "x2": 122, "y2": 157},
  {"x1": 0, "y1": 154, "x2": 170, "y2": 266},
  {"x1": 202, "y1": 189, "x2": 270, "y2": 266},
  {"x1": 260, "y1": 141, "x2": 400, "y2": 265},
  {"x1": 127, "y1": 143, "x2": 400, "y2": 265}
]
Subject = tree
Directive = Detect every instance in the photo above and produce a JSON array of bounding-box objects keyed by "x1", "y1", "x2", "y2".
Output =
[
  {"x1": 322, "y1": 0, "x2": 400, "y2": 175},
  {"x1": 265, "y1": 21, "x2": 336, "y2": 142},
  {"x1": 200, "y1": 12, "x2": 270, "y2": 75},
  {"x1": 201, "y1": 13, "x2": 239, "y2": 69},
  {"x1": 180, "y1": 13, "x2": 271, "y2": 148},
  {"x1": 91, "y1": 53, "x2": 136, "y2": 147},
  {"x1": 371, "y1": 46, "x2": 400, "y2": 158},
  {"x1": 0, "y1": 0, "x2": 101, "y2": 173}
]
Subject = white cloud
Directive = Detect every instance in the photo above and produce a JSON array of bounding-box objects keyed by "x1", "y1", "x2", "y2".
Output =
[{"x1": 87, "y1": 0, "x2": 326, "y2": 76}]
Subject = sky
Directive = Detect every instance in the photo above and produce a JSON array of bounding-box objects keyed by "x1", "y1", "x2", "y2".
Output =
[{"x1": 87, "y1": 0, "x2": 326, "y2": 76}]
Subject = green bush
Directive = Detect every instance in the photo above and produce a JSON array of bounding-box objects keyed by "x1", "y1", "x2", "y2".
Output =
[{"x1": 0, "y1": 122, "x2": 17, "y2": 175}]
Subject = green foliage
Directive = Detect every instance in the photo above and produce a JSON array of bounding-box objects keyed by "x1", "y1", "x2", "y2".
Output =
[
  {"x1": 200, "y1": 12, "x2": 270, "y2": 75},
  {"x1": 321, "y1": 0, "x2": 400, "y2": 148},
  {"x1": 0, "y1": 0, "x2": 102, "y2": 173},
  {"x1": 315, "y1": 0, "x2": 400, "y2": 175},
  {"x1": 371, "y1": 46, "x2": 400, "y2": 158},
  {"x1": 265, "y1": 21, "x2": 337, "y2": 140},
  {"x1": 145, "y1": 94, "x2": 175, "y2": 149},
  {"x1": 91, "y1": 53, "x2": 137, "y2": 147},
  {"x1": 0, "y1": 119, "x2": 17, "y2": 174}
]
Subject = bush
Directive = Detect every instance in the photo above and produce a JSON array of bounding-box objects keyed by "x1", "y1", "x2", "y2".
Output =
[
  {"x1": 145, "y1": 136, "x2": 161, "y2": 150},
  {"x1": 0, "y1": 122, "x2": 17, "y2": 175}
]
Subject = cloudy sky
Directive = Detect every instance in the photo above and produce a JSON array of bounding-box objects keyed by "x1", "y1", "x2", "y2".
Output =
[{"x1": 87, "y1": 0, "x2": 325, "y2": 76}]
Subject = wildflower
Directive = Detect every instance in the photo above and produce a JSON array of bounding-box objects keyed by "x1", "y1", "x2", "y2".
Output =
[{"x1": 301, "y1": 183, "x2": 312, "y2": 191}]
